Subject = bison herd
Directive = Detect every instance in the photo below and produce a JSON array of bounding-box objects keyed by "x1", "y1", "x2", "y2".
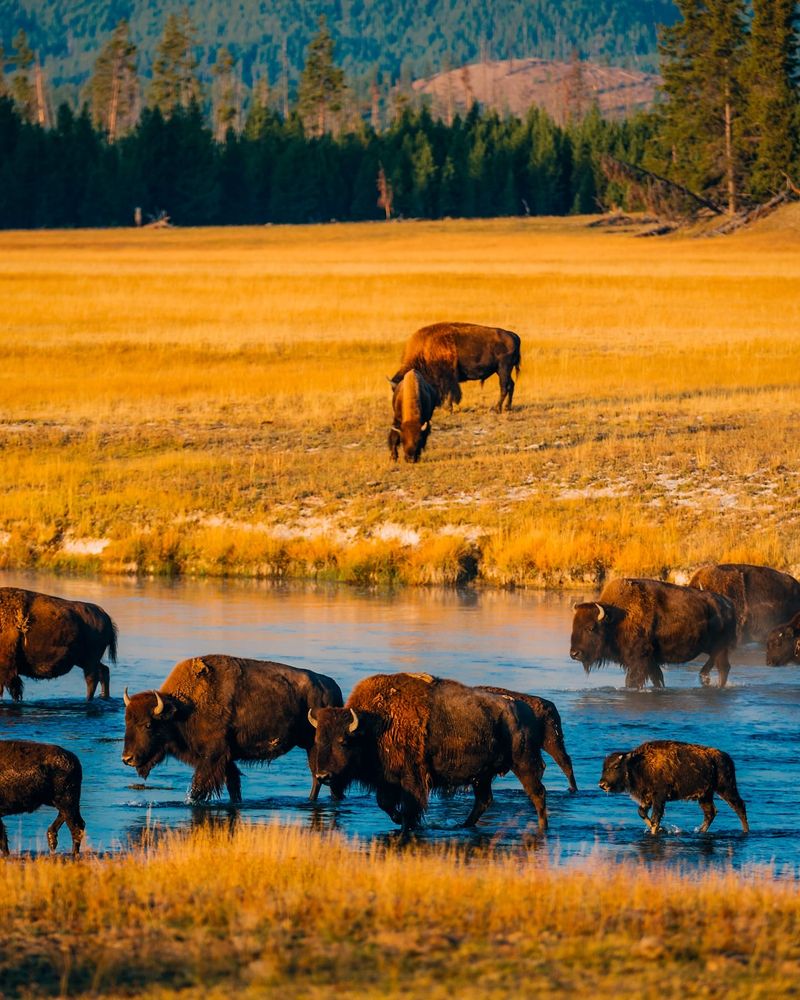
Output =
[
  {"x1": 387, "y1": 321, "x2": 522, "y2": 462},
  {"x1": 3, "y1": 559, "x2": 800, "y2": 853}
]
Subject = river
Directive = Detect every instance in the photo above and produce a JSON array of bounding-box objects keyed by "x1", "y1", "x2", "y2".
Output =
[{"x1": 1, "y1": 571, "x2": 797, "y2": 871}]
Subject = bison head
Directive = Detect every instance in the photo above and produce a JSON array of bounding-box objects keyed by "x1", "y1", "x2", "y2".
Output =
[
  {"x1": 766, "y1": 616, "x2": 800, "y2": 666},
  {"x1": 122, "y1": 688, "x2": 179, "y2": 778},
  {"x1": 599, "y1": 751, "x2": 631, "y2": 793},
  {"x1": 388, "y1": 421, "x2": 430, "y2": 463},
  {"x1": 570, "y1": 602, "x2": 612, "y2": 671},
  {"x1": 307, "y1": 706, "x2": 363, "y2": 797}
]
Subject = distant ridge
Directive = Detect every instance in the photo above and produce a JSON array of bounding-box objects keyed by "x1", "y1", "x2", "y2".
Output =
[{"x1": 413, "y1": 58, "x2": 661, "y2": 122}]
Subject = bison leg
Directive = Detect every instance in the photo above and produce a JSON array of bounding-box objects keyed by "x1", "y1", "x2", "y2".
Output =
[
  {"x1": 99, "y1": 662, "x2": 110, "y2": 699},
  {"x1": 545, "y1": 737, "x2": 577, "y2": 793},
  {"x1": 224, "y1": 762, "x2": 242, "y2": 804},
  {"x1": 698, "y1": 793, "x2": 717, "y2": 833},
  {"x1": 699, "y1": 652, "x2": 731, "y2": 687},
  {"x1": 637, "y1": 804, "x2": 650, "y2": 825},
  {"x1": 716, "y1": 782, "x2": 749, "y2": 833},
  {"x1": 463, "y1": 775, "x2": 493, "y2": 827},
  {"x1": 496, "y1": 361, "x2": 516, "y2": 412},
  {"x1": 647, "y1": 799, "x2": 665, "y2": 835},
  {"x1": 399, "y1": 790, "x2": 424, "y2": 834},
  {"x1": 84, "y1": 668, "x2": 99, "y2": 701},
  {"x1": 0, "y1": 818, "x2": 8, "y2": 855},
  {"x1": 46, "y1": 813, "x2": 63, "y2": 852},
  {"x1": 376, "y1": 787, "x2": 403, "y2": 824},
  {"x1": 6, "y1": 675, "x2": 23, "y2": 702},
  {"x1": 512, "y1": 756, "x2": 548, "y2": 833}
]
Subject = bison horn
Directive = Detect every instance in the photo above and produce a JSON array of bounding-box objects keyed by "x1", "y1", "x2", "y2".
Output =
[
  {"x1": 348, "y1": 708, "x2": 359, "y2": 733},
  {"x1": 594, "y1": 603, "x2": 605, "y2": 621},
  {"x1": 420, "y1": 421, "x2": 429, "y2": 432},
  {"x1": 307, "y1": 708, "x2": 318, "y2": 729},
  {"x1": 152, "y1": 690, "x2": 165, "y2": 717},
  {"x1": 123, "y1": 686, "x2": 131, "y2": 707}
]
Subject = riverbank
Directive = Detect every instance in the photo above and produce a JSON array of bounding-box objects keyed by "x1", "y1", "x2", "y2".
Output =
[
  {"x1": 3, "y1": 215, "x2": 800, "y2": 588},
  {"x1": 0, "y1": 821, "x2": 796, "y2": 998}
]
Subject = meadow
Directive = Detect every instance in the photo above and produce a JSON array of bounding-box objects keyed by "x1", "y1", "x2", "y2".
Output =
[
  {"x1": 2, "y1": 213, "x2": 800, "y2": 587},
  {"x1": 0, "y1": 821, "x2": 797, "y2": 998}
]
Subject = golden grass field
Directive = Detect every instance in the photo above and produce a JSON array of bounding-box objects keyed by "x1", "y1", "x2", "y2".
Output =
[
  {"x1": 2, "y1": 212, "x2": 800, "y2": 586},
  {"x1": 1, "y1": 821, "x2": 798, "y2": 998}
]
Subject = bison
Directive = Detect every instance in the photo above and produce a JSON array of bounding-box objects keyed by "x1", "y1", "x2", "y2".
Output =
[
  {"x1": 475, "y1": 685, "x2": 577, "y2": 792},
  {"x1": 599, "y1": 740, "x2": 749, "y2": 835},
  {"x1": 122, "y1": 654, "x2": 343, "y2": 802},
  {"x1": 766, "y1": 611, "x2": 800, "y2": 666},
  {"x1": 390, "y1": 322, "x2": 521, "y2": 412},
  {"x1": 570, "y1": 578, "x2": 737, "y2": 688},
  {"x1": 308, "y1": 672, "x2": 548, "y2": 835},
  {"x1": 388, "y1": 369, "x2": 440, "y2": 463},
  {"x1": 0, "y1": 587, "x2": 118, "y2": 701},
  {"x1": 689, "y1": 563, "x2": 800, "y2": 644},
  {"x1": 0, "y1": 740, "x2": 85, "y2": 855}
]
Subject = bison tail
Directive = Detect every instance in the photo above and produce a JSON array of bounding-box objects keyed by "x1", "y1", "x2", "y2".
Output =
[{"x1": 107, "y1": 617, "x2": 119, "y2": 664}]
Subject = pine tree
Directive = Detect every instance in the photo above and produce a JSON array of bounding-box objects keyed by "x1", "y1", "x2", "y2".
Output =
[
  {"x1": 655, "y1": 0, "x2": 748, "y2": 214},
  {"x1": 213, "y1": 46, "x2": 239, "y2": 140},
  {"x1": 10, "y1": 30, "x2": 36, "y2": 123},
  {"x1": 149, "y1": 9, "x2": 202, "y2": 116},
  {"x1": 0, "y1": 45, "x2": 7, "y2": 98},
  {"x1": 743, "y1": 0, "x2": 798, "y2": 199},
  {"x1": 297, "y1": 16, "x2": 346, "y2": 137},
  {"x1": 87, "y1": 20, "x2": 139, "y2": 140}
]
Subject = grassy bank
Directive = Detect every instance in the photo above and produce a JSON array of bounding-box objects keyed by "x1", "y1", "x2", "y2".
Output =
[
  {"x1": 2, "y1": 214, "x2": 800, "y2": 587},
  {"x1": 0, "y1": 822, "x2": 797, "y2": 998}
]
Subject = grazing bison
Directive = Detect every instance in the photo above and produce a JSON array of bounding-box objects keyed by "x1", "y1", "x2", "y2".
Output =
[
  {"x1": 689, "y1": 563, "x2": 800, "y2": 644},
  {"x1": 475, "y1": 685, "x2": 577, "y2": 792},
  {"x1": 388, "y1": 369, "x2": 440, "y2": 463},
  {"x1": 0, "y1": 740, "x2": 85, "y2": 855},
  {"x1": 599, "y1": 740, "x2": 749, "y2": 835},
  {"x1": 122, "y1": 655, "x2": 343, "y2": 802},
  {"x1": 766, "y1": 611, "x2": 800, "y2": 666},
  {"x1": 0, "y1": 587, "x2": 118, "y2": 701},
  {"x1": 570, "y1": 578, "x2": 737, "y2": 688},
  {"x1": 390, "y1": 322, "x2": 521, "y2": 412},
  {"x1": 308, "y1": 672, "x2": 548, "y2": 834}
]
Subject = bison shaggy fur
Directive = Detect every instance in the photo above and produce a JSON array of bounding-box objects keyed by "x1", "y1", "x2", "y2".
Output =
[
  {"x1": 475, "y1": 685, "x2": 577, "y2": 791},
  {"x1": 122, "y1": 654, "x2": 343, "y2": 802},
  {"x1": 570, "y1": 578, "x2": 737, "y2": 688},
  {"x1": 0, "y1": 587, "x2": 118, "y2": 701},
  {"x1": 766, "y1": 611, "x2": 800, "y2": 666},
  {"x1": 689, "y1": 563, "x2": 800, "y2": 644},
  {"x1": 0, "y1": 740, "x2": 85, "y2": 855},
  {"x1": 309, "y1": 672, "x2": 548, "y2": 834},
  {"x1": 599, "y1": 740, "x2": 749, "y2": 835},
  {"x1": 391, "y1": 322, "x2": 521, "y2": 412},
  {"x1": 388, "y1": 369, "x2": 440, "y2": 462}
]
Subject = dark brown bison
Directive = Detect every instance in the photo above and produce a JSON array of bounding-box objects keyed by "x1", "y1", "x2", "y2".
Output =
[
  {"x1": 599, "y1": 740, "x2": 749, "y2": 835},
  {"x1": 388, "y1": 369, "x2": 440, "y2": 462},
  {"x1": 122, "y1": 655, "x2": 343, "y2": 802},
  {"x1": 766, "y1": 611, "x2": 800, "y2": 666},
  {"x1": 689, "y1": 563, "x2": 800, "y2": 644},
  {"x1": 475, "y1": 685, "x2": 577, "y2": 792},
  {"x1": 0, "y1": 587, "x2": 118, "y2": 701},
  {"x1": 308, "y1": 672, "x2": 548, "y2": 835},
  {"x1": 570, "y1": 578, "x2": 737, "y2": 688},
  {"x1": 390, "y1": 322, "x2": 521, "y2": 412},
  {"x1": 0, "y1": 740, "x2": 85, "y2": 855}
]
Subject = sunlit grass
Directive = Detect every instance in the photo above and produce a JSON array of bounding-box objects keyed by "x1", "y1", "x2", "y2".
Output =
[
  {"x1": 2, "y1": 214, "x2": 800, "y2": 585},
  {"x1": 0, "y1": 821, "x2": 797, "y2": 998}
]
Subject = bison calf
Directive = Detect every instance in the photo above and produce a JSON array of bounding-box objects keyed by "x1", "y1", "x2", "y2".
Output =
[
  {"x1": 599, "y1": 740, "x2": 748, "y2": 835},
  {"x1": 766, "y1": 611, "x2": 800, "y2": 666},
  {"x1": 0, "y1": 740, "x2": 85, "y2": 855}
]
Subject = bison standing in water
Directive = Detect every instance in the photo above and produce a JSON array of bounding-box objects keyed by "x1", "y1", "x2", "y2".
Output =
[
  {"x1": 388, "y1": 369, "x2": 440, "y2": 462},
  {"x1": 308, "y1": 672, "x2": 548, "y2": 834},
  {"x1": 122, "y1": 655, "x2": 343, "y2": 802},
  {"x1": 570, "y1": 578, "x2": 737, "y2": 688},
  {"x1": 766, "y1": 611, "x2": 800, "y2": 666},
  {"x1": 599, "y1": 740, "x2": 749, "y2": 835},
  {"x1": 0, "y1": 587, "x2": 118, "y2": 701},
  {"x1": 689, "y1": 563, "x2": 800, "y2": 644},
  {"x1": 390, "y1": 322, "x2": 521, "y2": 412},
  {"x1": 475, "y1": 685, "x2": 577, "y2": 792},
  {"x1": 0, "y1": 740, "x2": 86, "y2": 855}
]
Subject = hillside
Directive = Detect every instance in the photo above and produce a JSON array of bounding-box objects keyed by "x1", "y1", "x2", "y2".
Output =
[
  {"x1": 0, "y1": 0, "x2": 678, "y2": 99},
  {"x1": 413, "y1": 57, "x2": 661, "y2": 122}
]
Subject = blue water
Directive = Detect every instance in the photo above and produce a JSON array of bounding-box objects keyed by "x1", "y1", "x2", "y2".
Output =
[{"x1": 1, "y1": 570, "x2": 797, "y2": 872}]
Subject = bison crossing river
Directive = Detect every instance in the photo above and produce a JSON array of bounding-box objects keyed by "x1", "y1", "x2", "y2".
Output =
[{"x1": 4, "y1": 562, "x2": 800, "y2": 851}]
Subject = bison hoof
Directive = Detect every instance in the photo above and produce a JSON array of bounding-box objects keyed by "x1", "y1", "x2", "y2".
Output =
[{"x1": 699, "y1": 673, "x2": 711, "y2": 687}]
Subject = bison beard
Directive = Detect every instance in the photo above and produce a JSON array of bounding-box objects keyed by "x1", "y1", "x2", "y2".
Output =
[
  {"x1": 599, "y1": 740, "x2": 749, "y2": 835},
  {"x1": 308, "y1": 673, "x2": 549, "y2": 835}
]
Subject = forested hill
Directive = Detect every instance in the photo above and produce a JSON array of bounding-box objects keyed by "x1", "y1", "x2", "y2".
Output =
[{"x1": 1, "y1": 0, "x2": 678, "y2": 99}]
